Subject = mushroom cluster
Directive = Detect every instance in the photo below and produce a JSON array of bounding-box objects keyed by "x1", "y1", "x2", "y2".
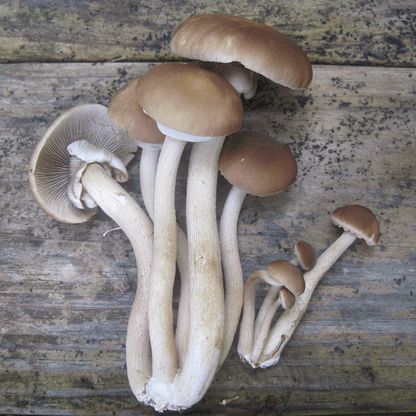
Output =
[{"x1": 28, "y1": 13, "x2": 379, "y2": 413}]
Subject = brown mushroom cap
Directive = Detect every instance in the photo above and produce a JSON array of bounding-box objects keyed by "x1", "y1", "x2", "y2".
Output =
[
  {"x1": 108, "y1": 77, "x2": 165, "y2": 145},
  {"x1": 219, "y1": 131, "x2": 297, "y2": 196},
  {"x1": 294, "y1": 241, "x2": 317, "y2": 271},
  {"x1": 279, "y1": 287, "x2": 296, "y2": 310},
  {"x1": 266, "y1": 259, "x2": 305, "y2": 296},
  {"x1": 332, "y1": 205, "x2": 380, "y2": 246},
  {"x1": 135, "y1": 62, "x2": 243, "y2": 138},
  {"x1": 171, "y1": 14, "x2": 312, "y2": 90}
]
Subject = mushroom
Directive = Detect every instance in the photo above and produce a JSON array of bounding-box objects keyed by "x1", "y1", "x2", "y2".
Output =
[
  {"x1": 107, "y1": 76, "x2": 165, "y2": 217},
  {"x1": 237, "y1": 260, "x2": 304, "y2": 367},
  {"x1": 218, "y1": 131, "x2": 298, "y2": 365},
  {"x1": 135, "y1": 62, "x2": 243, "y2": 410},
  {"x1": 170, "y1": 14, "x2": 313, "y2": 97},
  {"x1": 258, "y1": 205, "x2": 380, "y2": 368},
  {"x1": 253, "y1": 241, "x2": 316, "y2": 343},
  {"x1": 108, "y1": 77, "x2": 191, "y2": 367},
  {"x1": 28, "y1": 104, "x2": 154, "y2": 399}
]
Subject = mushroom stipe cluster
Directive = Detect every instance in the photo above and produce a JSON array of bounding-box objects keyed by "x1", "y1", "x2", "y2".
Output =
[{"x1": 28, "y1": 13, "x2": 380, "y2": 412}]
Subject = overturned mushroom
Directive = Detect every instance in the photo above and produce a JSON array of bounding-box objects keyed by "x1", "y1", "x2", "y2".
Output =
[
  {"x1": 259, "y1": 205, "x2": 380, "y2": 368},
  {"x1": 28, "y1": 104, "x2": 154, "y2": 399}
]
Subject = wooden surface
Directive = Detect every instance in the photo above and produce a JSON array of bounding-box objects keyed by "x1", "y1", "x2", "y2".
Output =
[
  {"x1": 1, "y1": 0, "x2": 415, "y2": 67},
  {"x1": 1, "y1": 1, "x2": 416, "y2": 415}
]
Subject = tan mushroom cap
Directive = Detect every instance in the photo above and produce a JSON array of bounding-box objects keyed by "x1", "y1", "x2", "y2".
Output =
[
  {"x1": 279, "y1": 287, "x2": 296, "y2": 310},
  {"x1": 171, "y1": 14, "x2": 313, "y2": 90},
  {"x1": 28, "y1": 104, "x2": 137, "y2": 224},
  {"x1": 135, "y1": 62, "x2": 243, "y2": 138},
  {"x1": 332, "y1": 205, "x2": 380, "y2": 246},
  {"x1": 266, "y1": 259, "x2": 305, "y2": 296},
  {"x1": 108, "y1": 77, "x2": 165, "y2": 144},
  {"x1": 219, "y1": 131, "x2": 297, "y2": 196},
  {"x1": 294, "y1": 240, "x2": 317, "y2": 271}
]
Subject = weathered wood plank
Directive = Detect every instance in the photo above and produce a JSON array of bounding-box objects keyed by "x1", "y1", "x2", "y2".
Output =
[
  {"x1": 0, "y1": 0, "x2": 415, "y2": 67},
  {"x1": 0, "y1": 62, "x2": 415, "y2": 415}
]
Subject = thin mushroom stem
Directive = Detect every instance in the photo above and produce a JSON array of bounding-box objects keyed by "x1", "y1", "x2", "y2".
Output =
[
  {"x1": 250, "y1": 289, "x2": 293, "y2": 365},
  {"x1": 253, "y1": 255, "x2": 302, "y2": 338},
  {"x1": 138, "y1": 141, "x2": 190, "y2": 370},
  {"x1": 218, "y1": 184, "x2": 247, "y2": 366},
  {"x1": 79, "y1": 162, "x2": 153, "y2": 399},
  {"x1": 139, "y1": 148, "x2": 159, "y2": 217},
  {"x1": 148, "y1": 135, "x2": 186, "y2": 383},
  {"x1": 237, "y1": 270, "x2": 280, "y2": 363},
  {"x1": 259, "y1": 231, "x2": 358, "y2": 367},
  {"x1": 171, "y1": 137, "x2": 225, "y2": 407}
]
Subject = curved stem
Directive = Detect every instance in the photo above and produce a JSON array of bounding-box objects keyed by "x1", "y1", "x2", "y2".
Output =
[
  {"x1": 218, "y1": 185, "x2": 247, "y2": 366},
  {"x1": 259, "y1": 231, "x2": 358, "y2": 367},
  {"x1": 148, "y1": 135, "x2": 186, "y2": 383},
  {"x1": 139, "y1": 145, "x2": 190, "y2": 370},
  {"x1": 80, "y1": 163, "x2": 153, "y2": 398},
  {"x1": 250, "y1": 293, "x2": 284, "y2": 365},
  {"x1": 237, "y1": 269, "x2": 280, "y2": 363},
  {"x1": 253, "y1": 255, "x2": 301, "y2": 338},
  {"x1": 174, "y1": 226, "x2": 191, "y2": 368},
  {"x1": 170, "y1": 137, "x2": 225, "y2": 408}
]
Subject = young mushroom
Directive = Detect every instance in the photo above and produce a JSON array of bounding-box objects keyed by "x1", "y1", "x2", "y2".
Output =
[
  {"x1": 237, "y1": 260, "x2": 304, "y2": 367},
  {"x1": 253, "y1": 241, "x2": 316, "y2": 342},
  {"x1": 258, "y1": 205, "x2": 380, "y2": 368},
  {"x1": 28, "y1": 104, "x2": 154, "y2": 400},
  {"x1": 135, "y1": 62, "x2": 243, "y2": 410},
  {"x1": 218, "y1": 131, "x2": 298, "y2": 366}
]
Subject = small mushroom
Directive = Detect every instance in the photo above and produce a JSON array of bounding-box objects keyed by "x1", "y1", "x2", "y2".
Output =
[
  {"x1": 253, "y1": 241, "x2": 316, "y2": 341},
  {"x1": 294, "y1": 240, "x2": 317, "y2": 271},
  {"x1": 218, "y1": 131, "x2": 298, "y2": 366},
  {"x1": 28, "y1": 104, "x2": 154, "y2": 398},
  {"x1": 237, "y1": 260, "x2": 304, "y2": 367},
  {"x1": 259, "y1": 205, "x2": 380, "y2": 368}
]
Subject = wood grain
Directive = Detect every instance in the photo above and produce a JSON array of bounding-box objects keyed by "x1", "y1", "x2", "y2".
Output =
[
  {"x1": 0, "y1": 62, "x2": 415, "y2": 415},
  {"x1": 1, "y1": 0, "x2": 415, "y2": 67}
]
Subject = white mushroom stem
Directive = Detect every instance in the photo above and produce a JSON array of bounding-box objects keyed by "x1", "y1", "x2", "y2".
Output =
[
  {"x1": 253, "y1": 256, "x2": 301, "y2": 339},
  {"x1": 138, "y1": 147, "x2": 160, "y2": 217},
  {"x1": 148, "y1": 135, "x2": 186, "y2": 383},
  {"x1": 138, "y1": 141, "x2": 191, "y2": 370},
  {"x1": 259, "y1": 231, "x2": 358, "y2": 368},
  {"x1": 141, "y1": 137, "x2": 225, "y2": 411},
  {"x1": 237, "y1": 270, "x2": 280, "y2": 363},
  {"x1": 79, "y1": 162, "x2": 153, "y2": 398},
  {"x1": 250, "y1": 290, "x2": 291, "y2": 365},
  {"x1": 218, "y1": 185, "x2": 247, "y2": 366},
  {"x1": 174, "y1": 137, "x2": 225, "y2": 406}
]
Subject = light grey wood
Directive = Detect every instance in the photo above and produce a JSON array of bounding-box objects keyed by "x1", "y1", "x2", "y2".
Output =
[
  {"x1": 0, "y1": 62, "x2": 415, "y2": 415},
  {"x1": 1, "y1": 0, "x2": 415, "y2": 67}
]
